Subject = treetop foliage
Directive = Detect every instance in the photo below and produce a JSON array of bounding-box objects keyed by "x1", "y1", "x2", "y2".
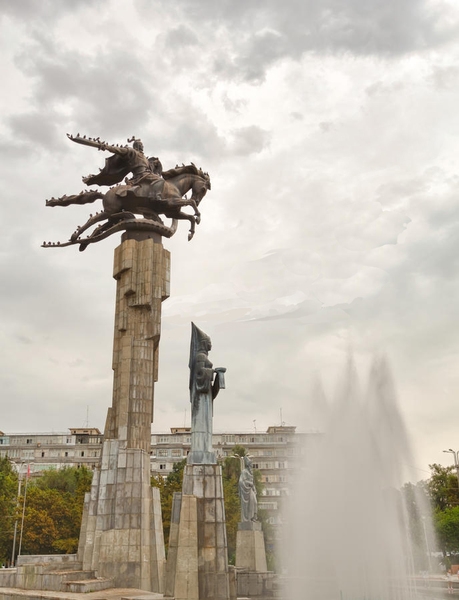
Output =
[{"x1": 0, "y1": 465, "x2": 93, "y2": 565}]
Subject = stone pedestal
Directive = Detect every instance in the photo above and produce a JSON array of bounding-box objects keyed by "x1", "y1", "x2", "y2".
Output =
[
  {"x1": 168, "y1": 465, "x2": 230, "y2": 600},
  {"x1": 164, "y1": 492, "x2": 182, "y2": 597},
  {"x1": 235, "y1": 521, "x2": 267, "y2": 572},
  {"x1": 78, "y1": 235, "x2": 169, "y2": 591}
]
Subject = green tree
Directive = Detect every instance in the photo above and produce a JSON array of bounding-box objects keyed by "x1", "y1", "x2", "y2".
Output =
[
  {"x1": 426, "y1": 464, "x2": 459, "y2": 511},
  {"x1": 422, "y1": 463, "x2": 459, "y2": 565},
  {"x1": 19, "y1": 467, "x2": 93, "y2": 556},
  {"x1": 434, "y1": 506, "x2": 459, "y2": 556},
  {"x1": 35, "y1": 465, "x2": 92, "y2": 499},
  {"x1": 221, "y1": 448, "x2": 244, "y2": 564},
  {"x1": 152, "y1": 459, "x2": 186, "y2": 550},
  {"x1": 0, "y1": 458, "x2": 18, "y2": 565}
]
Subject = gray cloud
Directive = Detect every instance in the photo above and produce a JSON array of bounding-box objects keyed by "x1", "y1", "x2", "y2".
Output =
[
  {"x1": 229, "y1": 126, "x2": 270, "y2": 155},
  {"x1": 0, "y1": 0, "x2": 94, "y2": 19},
  {"x1": 12, "y1": 35, "x2": 157, "y2": 143},
  {"x1": 164, "y1": 24, "x2": 199, "y2": 49},
  {"x1": 0, "y1": 0, "x2": 458, "y2": 476},
  {"x1": 156, "y1": 0, "x2": 459, "y2": 84}
]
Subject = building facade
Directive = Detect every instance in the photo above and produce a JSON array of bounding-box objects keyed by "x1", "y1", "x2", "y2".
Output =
[
  {"x1": 149, "y1": 425, "x2": 315, "y2": 526},
  {"x1": 1, "y1": 425, "x2": 319, "y2": 527},
  {"x1": 0, "y1": 428, "x2": 103, "y2": 474}
]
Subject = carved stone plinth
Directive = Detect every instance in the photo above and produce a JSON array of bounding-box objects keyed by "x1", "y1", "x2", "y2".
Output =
[
  {"x1": 168, "y1": 465, "x2": 230, "y2": 600},
  {"x1": 78, "y1": 235, "x2": 169, "y2": 591},
  {"x1": 235, "y1": 521, "x2": 268, "y2": 572}
]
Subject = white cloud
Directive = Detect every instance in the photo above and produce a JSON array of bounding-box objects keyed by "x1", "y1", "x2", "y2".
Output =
[{"x1": 0, "y1": 0, "x2": 458, "y2": 478}]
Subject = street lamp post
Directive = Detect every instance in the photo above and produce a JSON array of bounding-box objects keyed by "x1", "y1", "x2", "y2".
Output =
[
  {"x1": 443, "y1": 449, "x2": 459, "y2": 484},
  {"x1": 10, "y1": 462, "x2": 24, "y2": 567}
]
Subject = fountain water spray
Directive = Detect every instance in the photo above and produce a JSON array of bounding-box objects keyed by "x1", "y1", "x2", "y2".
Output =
[{"x1": 284, "y1": 356, "x2": 426, "y2": 600}]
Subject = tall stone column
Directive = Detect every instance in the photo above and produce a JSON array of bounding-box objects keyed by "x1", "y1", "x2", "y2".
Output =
[
  {"x1": 78, "y1": 233, "x2": 169, "y2": 591},
  {"x1": 105, "y1": 232, "x2": 170, "y2": 450}
]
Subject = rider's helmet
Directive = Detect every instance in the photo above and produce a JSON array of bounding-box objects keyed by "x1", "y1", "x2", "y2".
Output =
[
  {"x1": 132, "y1": 139, "x2": 144, "y2": 153},
  {"x1": 128, "y1": 136, "x2": 144, "y2": 153}
]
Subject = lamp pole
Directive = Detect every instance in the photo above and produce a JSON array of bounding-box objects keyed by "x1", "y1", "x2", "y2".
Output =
[
  {"x1": 10, "y1": 462, "x2": 24, "y2": 567},
  {"x1": 443, "y1": 449, "x2": 459, "y2": 485}
]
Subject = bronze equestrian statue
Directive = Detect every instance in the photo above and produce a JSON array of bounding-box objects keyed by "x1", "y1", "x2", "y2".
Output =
[{"x1": 44, "y1": 134, "x2": 211, "y2": 250}]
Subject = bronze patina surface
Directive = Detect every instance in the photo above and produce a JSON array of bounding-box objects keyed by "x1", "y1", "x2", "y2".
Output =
[{"x1": 43, "y1": 134, "x2": 211, "y2": 250}]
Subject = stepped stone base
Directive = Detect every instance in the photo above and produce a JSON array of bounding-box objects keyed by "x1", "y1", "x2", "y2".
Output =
[
  {"x1": 0, "y1": 586, "x2": 164, "y2": 600},
  {"x1": 0, "y1": 554, "x2": 115, "y2": 597},
  {"x1": 66, "y1": 577, "x2": 114, "y2": 593}
]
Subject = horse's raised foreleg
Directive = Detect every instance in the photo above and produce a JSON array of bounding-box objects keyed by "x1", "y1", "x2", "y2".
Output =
[
  {"x1": 173, "y1": 212, "x2": 196, "y2": 241},
  {"x1": 167, "y1": 197, "x2": 201, "y2": 225},
  {"x1": 187, "y1": 198, "x2": 201, "y2": 224},
  {"x1": 46, "y1": 190, "x2": 103, "y2": 207},
  {"x1": 187, "y1": 215, "x2": 196, "y2": 241}
]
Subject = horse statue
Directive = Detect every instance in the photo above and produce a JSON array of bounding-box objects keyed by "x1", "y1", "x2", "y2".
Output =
[{"x1": 43, "y1": 134, "x2": 211, "y2": 251}]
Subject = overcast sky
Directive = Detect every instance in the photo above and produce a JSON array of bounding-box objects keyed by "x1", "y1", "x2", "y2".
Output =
[{"x1": 1, "y1": 0, "x2": 458, "y2": 482}]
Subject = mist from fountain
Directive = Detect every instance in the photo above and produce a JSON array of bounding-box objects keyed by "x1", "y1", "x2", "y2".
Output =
[{"x1": 284, "y1": 355, "x2": 426, "y2": 600}]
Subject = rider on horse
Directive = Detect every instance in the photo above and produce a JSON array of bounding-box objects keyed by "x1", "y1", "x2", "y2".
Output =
[
  {"x1": 44, "y1": 134, "x2": 211, "y2": 249},
  {"x1": 82, "y1": 137, "x2": 162, "y2": 186}
]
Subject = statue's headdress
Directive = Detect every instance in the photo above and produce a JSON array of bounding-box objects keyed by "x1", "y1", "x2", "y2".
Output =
[
  {"x1": 127, "y1": 136, "x2": 143, "y2": 151},
  {"x1": 189, "y1": 322, "x2": 212, "y2": 389}
]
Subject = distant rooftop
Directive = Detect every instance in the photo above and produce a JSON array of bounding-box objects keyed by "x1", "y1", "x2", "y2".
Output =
[
  {"x1": 162, "y1": 425, "x2": 297, "y2": 435},
  {"x1": 266, "y1": 425, "x2": 296, "y2": 434},
  {"x1": 69, "y1": 428, "x2": 102, "y2": 435},
  {"x1": 0, "y1": 428, "x2": 102, "y2": 436},
  {"x1": 170, "y1": 427, "x2": 191, "y2": 434}
]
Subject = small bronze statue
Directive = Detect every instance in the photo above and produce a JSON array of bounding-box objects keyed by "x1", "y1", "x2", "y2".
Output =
[
  {"x1": 43, "y1": 134, "x2": 211, "y2": 250},
  {"x1": 188, "y1": 323, "x2": 226, "y2": 465}
]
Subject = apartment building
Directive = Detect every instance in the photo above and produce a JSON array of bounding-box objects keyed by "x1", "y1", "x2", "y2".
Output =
[
  {"x1": 1, "y1": 424, "x2": 319, "y2": 527},
  {"x1": 0, "y1": 427, "x2": 103, "y2": 473},
  {"x1": 150, "y1": 425, "x2": 319, "y2": 526}
]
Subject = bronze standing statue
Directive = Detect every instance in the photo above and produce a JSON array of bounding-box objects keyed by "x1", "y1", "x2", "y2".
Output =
[
  {"x1": 43, "y1": 134, "x2": 211, "y2": 250},
  {"x1": 188, "y1": 323, "x2": 226, "y2": 465}
]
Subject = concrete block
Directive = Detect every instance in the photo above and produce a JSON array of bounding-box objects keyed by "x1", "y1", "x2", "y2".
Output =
[
  {"x1": 215, "y1": 499, "x2": 224, "y2": 522},
  {"x1": 216, "y1": 572, "x2": 230, "y2": 599},
  {"x1": 216, "y1": 523, "x2": 227, "y2": 548},
  {"x1": 117, "y1": 450, "x2": 127, "y2": 468},
  {"x1": 201, "y1": 545, "x2": 217, "y2": 564},
  {"x1": 215, "y1": 475, "x2": 223, "y2": 496},
  {"x1": 132, "y1": 482, "x2": 141, "y2": 498},
  {"x1": 203, "y1": 498, "x2": 216, "y2": 522},
  {"x1": 203, "y1": 523, "x2": 217, "y2": 548},
  {"x1": 204, "y1": 474, "x2": 215, "y2": 497},
  {"x1": 130, "y1": 513, "x2": 141, "y2": 528}
]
